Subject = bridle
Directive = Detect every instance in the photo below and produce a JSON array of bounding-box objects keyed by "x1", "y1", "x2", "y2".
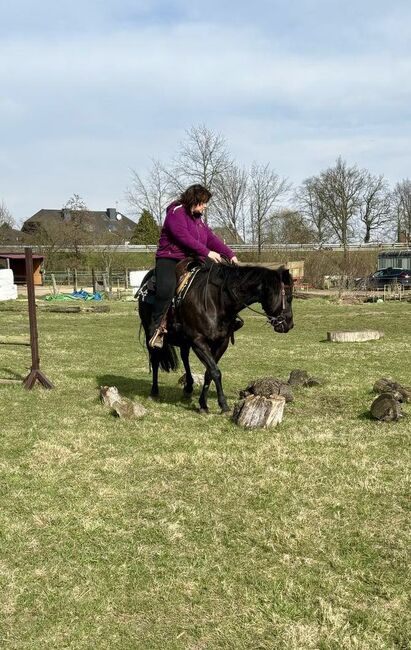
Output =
[{"x1": 244, "y1": 281, "x2": 291, "y2": 329}]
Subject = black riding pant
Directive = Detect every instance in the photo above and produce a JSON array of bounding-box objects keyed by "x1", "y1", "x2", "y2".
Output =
[{"x1": 150, "y1": 257, "x2": 178, "y2": 332}]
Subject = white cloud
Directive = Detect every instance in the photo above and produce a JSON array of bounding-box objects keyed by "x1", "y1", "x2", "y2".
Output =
[{"x1": 1, "y1": 8, "x2": 411, "y2": 223}]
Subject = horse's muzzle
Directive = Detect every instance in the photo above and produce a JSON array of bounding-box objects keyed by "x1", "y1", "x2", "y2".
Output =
[{"x1": 270, "y1": 315, "x2": 294, "y2": 333}]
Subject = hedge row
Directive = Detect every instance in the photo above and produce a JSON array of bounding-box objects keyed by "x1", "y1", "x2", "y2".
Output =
[{"x1": 43, "y1": 249, "x2": 378, "y2": 288}]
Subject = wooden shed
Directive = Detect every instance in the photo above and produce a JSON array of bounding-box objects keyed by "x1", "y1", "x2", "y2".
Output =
[{"x1": 0, "y1": 253, "x2": 44, "y2": 285}]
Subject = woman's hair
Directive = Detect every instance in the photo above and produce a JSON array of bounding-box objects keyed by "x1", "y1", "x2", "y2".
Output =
[{"x1": 179, "y1": 184, "x2": 212, "y2": 213}]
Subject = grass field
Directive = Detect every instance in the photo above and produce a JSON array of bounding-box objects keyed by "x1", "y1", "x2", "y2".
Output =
[{"x1": 0, "y1": 297, "x2": 410, "y2": 649}]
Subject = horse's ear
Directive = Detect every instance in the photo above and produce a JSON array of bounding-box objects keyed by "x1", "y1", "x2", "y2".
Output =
[{"x1": 280, "y1": 267, "x2": 293, "y2": 284}]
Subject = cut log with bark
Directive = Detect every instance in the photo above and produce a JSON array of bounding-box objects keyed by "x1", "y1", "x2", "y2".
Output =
[
  {"x1": 232, "y1": 395, "x2": 286, "y2": 428},
  {"x1": 100, "y1": 386, "x2": 147, "y2": 419},
  {"x1": 373, "y1": 377, "x2": 411, "y2": 403},
  {"x1": 239, "y1": 377, "x2": 293, "y2": 402},
  {"x1": 327, "y1": 330, "x2": 383, "y2": 343},
  {"x1": 370, "y1": 393, "x2": 402, "y2": 421}
]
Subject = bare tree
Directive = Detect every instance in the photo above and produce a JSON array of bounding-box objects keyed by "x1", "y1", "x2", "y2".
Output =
[
  {"x1": 295, "y1": 177, "x2": 333, "y2": 246},
  {"x1": 211, "y1": 164, "x2": 248, "y2": 242},
  {"x1": 315, "y1": 157, "x2": 365, "y2": 262},
  {"x1": 166, "y1": 124, "x2": 232, "y2": 221},
  {"x1": 359, "y1": 173, "x2": 391, "y2": 243},
  {"x1": 265, "y1": 209, "x2": 316, "y2": 245},
  {"x1": 62, "y1": 194, "x2": 92, "y2": 257},
  {"x1": 126, "y1": 159, "x2": 172, "y2": 226},
  {"x1": 248, "y1": 163, "x2": 289, "y2": 255},
  {"x1": 392, "y1": 179, "x2": 411, "y2": 243},
  {"x1": 0, "y1": 200, "x2": 15, "y2": 228}
]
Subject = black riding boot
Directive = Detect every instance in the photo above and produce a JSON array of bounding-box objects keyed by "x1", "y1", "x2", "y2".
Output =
[{"x1": 148, "y1": 258, "x2": 178, "y2": 347}]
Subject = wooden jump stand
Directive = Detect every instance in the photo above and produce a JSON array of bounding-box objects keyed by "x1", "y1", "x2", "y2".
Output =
[{"x1": 23, "y1": 247, "x2": 53, "y2": 390}]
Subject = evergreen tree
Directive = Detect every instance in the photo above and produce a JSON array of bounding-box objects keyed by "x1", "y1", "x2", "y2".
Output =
[{"x1": 130, "y1": 210, "x2": 160, "y2": 244}]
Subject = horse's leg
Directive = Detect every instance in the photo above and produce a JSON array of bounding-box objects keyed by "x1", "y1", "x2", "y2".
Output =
[
  {"x1": 192, "y1": 337, "x2": 230, "y2": 413},
  {"x1": 149, "y1": 349, "x2": 160, "y2": 398},
  {"x1": 180, "y1": 344, "x2": 194, "y2": 397},
  {"x1": 198, "y1": 368, "x2": 212, "y2": 413}
]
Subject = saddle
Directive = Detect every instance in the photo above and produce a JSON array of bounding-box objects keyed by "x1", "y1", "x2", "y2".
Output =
[{"x1": 139, "y1": 258, "x2": 202, "y2": 305}]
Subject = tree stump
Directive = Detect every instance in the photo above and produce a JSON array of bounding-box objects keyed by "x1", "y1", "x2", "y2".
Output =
[
  {"x1": 239, "y1": 377, "x2": 293, "y2": 402},
  {"x1": 370, "y1": 393, "x2": 402, "y2": 421},
  {"x1": 100, "y1": 386, "x2": 147, "y2": 419},
  {"x1": 373, "y1": 377, "x2": 411, "y2": 403},
  {"x1": 232, "y1": 395, "x2": 286, "y2": 428},
  {"x1": 327, "y1": 330, "x2": 383, "y2": 342}
]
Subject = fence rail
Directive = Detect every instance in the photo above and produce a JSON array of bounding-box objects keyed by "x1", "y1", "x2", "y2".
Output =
[{"x1": 1, "y1": 242, "x2": 411, "y2": 254}]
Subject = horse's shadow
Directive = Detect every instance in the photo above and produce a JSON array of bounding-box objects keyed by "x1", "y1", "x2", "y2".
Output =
[{"x1": 96, "y1": 373, "x2": 200, "y2": 406}]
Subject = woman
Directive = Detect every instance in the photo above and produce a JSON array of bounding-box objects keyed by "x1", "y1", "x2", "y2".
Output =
[{"x1": 149, "y1": 184, "x2": 239, "y2": 348}]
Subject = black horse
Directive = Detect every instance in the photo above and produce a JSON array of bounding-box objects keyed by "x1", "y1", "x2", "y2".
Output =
[{"x1": 138, "y1": 262, "x2": 294, "y2": 413}]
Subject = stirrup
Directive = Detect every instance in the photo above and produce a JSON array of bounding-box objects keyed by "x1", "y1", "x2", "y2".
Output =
[{"x1": 149, "y1": 327, "x2": 166, "y2": 349}]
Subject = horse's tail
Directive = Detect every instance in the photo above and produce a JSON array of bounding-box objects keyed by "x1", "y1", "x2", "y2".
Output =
[{"x1": 153, "y1": 342, "x2": 179, "y2": 372}]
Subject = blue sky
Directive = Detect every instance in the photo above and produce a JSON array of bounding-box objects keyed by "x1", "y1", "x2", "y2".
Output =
[{"x1": 1, "y1": 0, "x2": 410, "y2": 224}]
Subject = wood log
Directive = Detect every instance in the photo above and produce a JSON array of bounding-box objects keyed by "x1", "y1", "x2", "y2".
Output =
[
  {"x1": 373, "y1": 377, "x2": 411, "y2": 403},
  {"x1": 82, "y1": 304, "x2": 110, "y2": 313},
  {"x1": 100, "y1": 386, "x2": 147, "y2": 419},
  {"x1": 370, "y1": 393, "x2": 402, "y2": 421},
  {"x1": 232, "y1": 395, "x2": 286, "y2": 428},
  {"x1": 43, "y1": 305, "x2": 81, "y2": 313},
  {"x1": 327, "y1": 330, "x2": 383, "y2": 343},
  {"x1": 0, "y1": 335, "x2": 30, "y2": 346}
]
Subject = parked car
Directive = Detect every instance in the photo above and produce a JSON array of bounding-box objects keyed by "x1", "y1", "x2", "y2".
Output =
[{"x1": 358, "y1": 267, "x2": 411, "y2": 290}]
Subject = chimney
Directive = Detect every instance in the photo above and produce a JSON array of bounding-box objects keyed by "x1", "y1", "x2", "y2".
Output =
[{"x1": 106, "y1": 208, "x2": 117, "y2": 220}]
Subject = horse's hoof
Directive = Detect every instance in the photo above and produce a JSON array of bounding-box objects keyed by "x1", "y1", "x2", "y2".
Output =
[
  {"x1": 220, "y1": 407, "x2": 232, "y2": 416},
  {"x1": 183, "y1": 387, "x2": 193, "y2": 397},
  {"x1": 148, "y1": 394, "x2": 159, "y2": 401},
  {"x1": 198, "y1": 407, "x2": 209, "y2": 415}
]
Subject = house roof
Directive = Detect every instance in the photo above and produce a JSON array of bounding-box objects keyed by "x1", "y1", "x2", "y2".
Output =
[
  {"x1": 0, "y1": 253, "x2": 44, "y2": 260},
  {"x1": 22, "y1": 208, "x2": 136, "y2": 235}
]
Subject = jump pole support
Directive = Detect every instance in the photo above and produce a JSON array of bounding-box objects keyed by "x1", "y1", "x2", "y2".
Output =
[{"x1": 23, "y1": 247, "x2": 54, "y2": 390}]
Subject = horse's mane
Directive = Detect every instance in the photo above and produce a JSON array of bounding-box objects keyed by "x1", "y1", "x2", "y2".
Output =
[{"x1": 196, "y1": 263, "x2": 290, "y2": 292}]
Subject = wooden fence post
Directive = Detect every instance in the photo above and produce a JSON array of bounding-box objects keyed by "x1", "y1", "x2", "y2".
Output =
[{"x1": 23, "y1": 247, "x2": 54, "y2": 390}]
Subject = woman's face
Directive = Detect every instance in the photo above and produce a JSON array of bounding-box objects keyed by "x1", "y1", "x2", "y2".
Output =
[{"x1": 192, "y1": 202, "x2": 208, "y2": 214}]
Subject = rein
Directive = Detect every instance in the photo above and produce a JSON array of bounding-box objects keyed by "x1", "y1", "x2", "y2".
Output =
[{"x1": 242, "y1": 281, "x2": 289, "y2": 328}]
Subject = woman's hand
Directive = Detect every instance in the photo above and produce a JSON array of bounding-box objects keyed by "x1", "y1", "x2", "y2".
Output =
[
  {"x1": 230, "y1": 256, "x2": 239, "y2": 265},
  {"x1": 208, "y1": 251, "x2": 222, "y2": 263}
]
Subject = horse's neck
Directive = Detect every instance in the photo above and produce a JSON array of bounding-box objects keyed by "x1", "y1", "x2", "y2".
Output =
[{"x1": 224, "y1": 269, "x2": 263, "y2": 311}]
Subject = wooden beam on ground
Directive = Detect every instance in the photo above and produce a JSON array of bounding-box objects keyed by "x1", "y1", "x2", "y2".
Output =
[
  {"x1": 0, "y1": 336, "x2": 30, "y2": 346},
  {"x1": 327, "y1": 330, "x2": 384, "y2": 342}
]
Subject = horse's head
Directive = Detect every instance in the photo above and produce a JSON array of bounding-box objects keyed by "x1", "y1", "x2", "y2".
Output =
[{"x1": 261, "y1": 267, "x2": 294, "y2": 334}]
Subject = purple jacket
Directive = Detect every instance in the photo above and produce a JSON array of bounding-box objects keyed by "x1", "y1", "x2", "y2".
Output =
[{"x1": 156, "y1": 202, "x2": 235, "y2": 261}]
